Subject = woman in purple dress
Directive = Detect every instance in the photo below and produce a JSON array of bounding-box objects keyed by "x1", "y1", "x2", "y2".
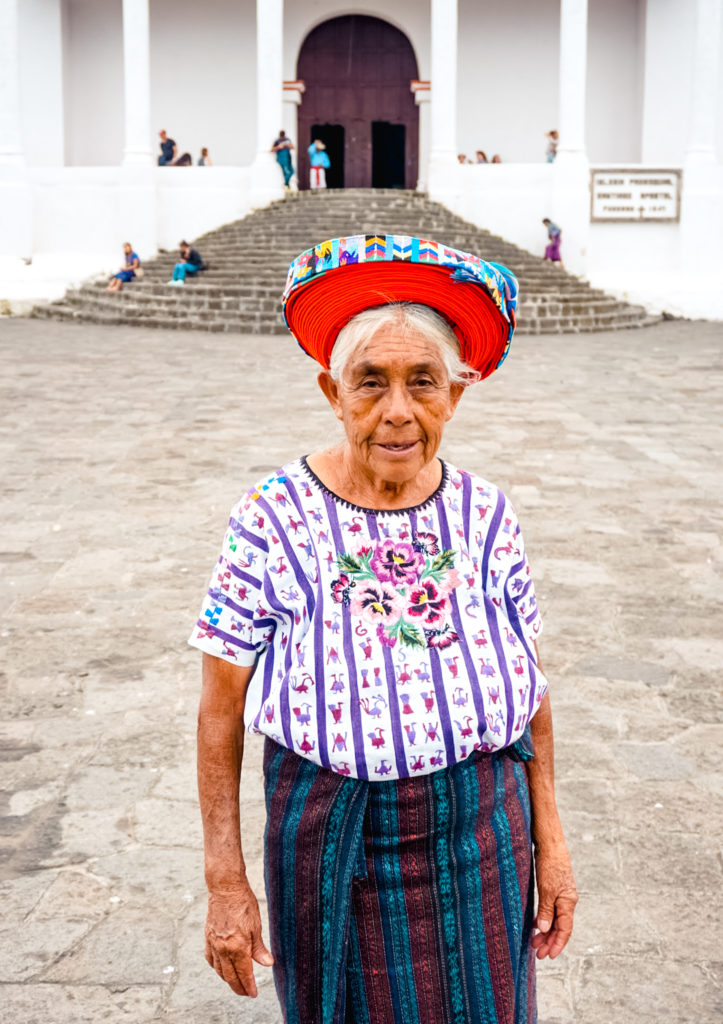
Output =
[
  {"x1": 192, "y1": 236, "x2": 577, "y2": 1023},
  {"x1": 542, "y1": 218, "x2": 563, "y2": 267}
]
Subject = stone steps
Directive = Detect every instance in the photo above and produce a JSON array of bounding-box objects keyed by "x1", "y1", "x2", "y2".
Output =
[
  {"x1": 65, "y1": 282, "x2": 628, "y2": 315},
  {"x1": 35, "y1": 295, "x2": 651, "y2": 336},
  {"x1": 33, "y1": 188, "x2": 655, "y2": 335}
]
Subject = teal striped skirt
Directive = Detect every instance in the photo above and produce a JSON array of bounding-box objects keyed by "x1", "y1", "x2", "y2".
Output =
[{"x1": 263, "y1": 738, "x2": 536, "y2": 1024}]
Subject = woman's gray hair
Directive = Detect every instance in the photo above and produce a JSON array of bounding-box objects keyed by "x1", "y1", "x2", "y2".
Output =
[{"x1": 329, "y1": 303, "x2": 475, "y2": 385}]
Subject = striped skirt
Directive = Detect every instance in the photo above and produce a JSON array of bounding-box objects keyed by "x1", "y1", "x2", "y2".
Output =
[{"x1": 263, "y1": 738, "x2": 536, "y2": 1024}]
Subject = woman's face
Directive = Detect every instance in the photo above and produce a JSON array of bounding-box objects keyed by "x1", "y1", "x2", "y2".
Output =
[{"x1": 319, "y1": 325, "x2": 464, "y2": 486}]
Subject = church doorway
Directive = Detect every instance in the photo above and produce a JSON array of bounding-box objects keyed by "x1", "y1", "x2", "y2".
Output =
[
  {"x1": 310, "y1": 123, "x2": 345, "y2": 189},
  {"x1": 372, "y1": 122, "x2": 406, "y2": 189},
  {"x1": 297, "y1": 15, "x2": 419, "y2": 190}
]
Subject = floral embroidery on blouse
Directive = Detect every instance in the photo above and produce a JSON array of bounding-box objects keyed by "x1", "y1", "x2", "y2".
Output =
[{"x1": 331, "y1": 534, "x2": 461, "y2": 650}]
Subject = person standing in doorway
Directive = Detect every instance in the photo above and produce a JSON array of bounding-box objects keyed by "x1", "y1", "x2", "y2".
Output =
[
  {"x1": 308, "y1": 139, "x2": 330, "y2": 189},
  {"x1": 272, "y1": 131, "x2": 295, "y2": 190},
  {"x1": 542, "y1": 218, "x2": 563, "y2": 267}
]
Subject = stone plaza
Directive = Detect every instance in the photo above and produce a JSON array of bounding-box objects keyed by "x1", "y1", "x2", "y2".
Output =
[{"x1": 1, "y1": 316, "x2": 722, "y2": 1023}]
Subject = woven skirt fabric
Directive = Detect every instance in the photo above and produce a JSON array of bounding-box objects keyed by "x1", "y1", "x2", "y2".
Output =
[{"x1": 263, "y1": 739, "x2": 536, "y2": 1024}]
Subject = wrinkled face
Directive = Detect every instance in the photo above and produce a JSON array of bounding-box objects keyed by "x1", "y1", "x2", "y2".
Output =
[{"x1": 319, "y1": 326, "x2": 464, "y2": 485}]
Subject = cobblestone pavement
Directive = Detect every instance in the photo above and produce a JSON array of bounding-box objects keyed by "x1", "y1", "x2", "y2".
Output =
[{"x1": 1, "y1": 318, "x2": 721, "y2": 1024}]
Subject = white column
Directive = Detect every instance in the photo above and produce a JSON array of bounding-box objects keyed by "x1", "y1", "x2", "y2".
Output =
[
  {"x1": 0, "y1": 0, "x2": 33, "y2": 263},
  {"x1": 427, "y1": 0, "x2": 458, "y2": 200},
  {"x1": 118, "y1": 0, "x2": 156, "y2": 259},
  {"x1": 411, "y1": 82, "x2": 431, "y2": 192},
  {"x1": 122, "y1": 0, "x2": 153, "y2": 165},
  {"x1": 282, "y1": 82, "x2": 304, "y2": 190},
  {"x1": 557, "y1": 0, "x2": 588, "y2": 157},
  {"x1": 685, "y1": 0, "x2": 722, "y2": 166},
  {"x1": 0, "y1": 0, "x2": 25, "y2": 166},
  {"x1": 250, "y1": 0, "x2": 284, "y2": 206},
  {"x1": 680, "y1": 0, "x2": 723, "y2": 276},
  {"x1": 551, "y1": 0, "x2": 590, "y2": 275}
]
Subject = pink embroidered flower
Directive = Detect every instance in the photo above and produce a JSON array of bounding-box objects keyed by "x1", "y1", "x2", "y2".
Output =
[
  {"x1": 350, "y1": 582, "x2": 404, "y2": 625},
  {"x1": 370, "y1": 540, "x2": 423, "y2": 585},
  {"x1": 331, "y1": 574, "x2": 355, "y2": 606},
  {"x1": 438, "y1": 568, "x2": 462, "y2": 594},
  {"x1": 407, "y1": 581, "x2": 448, "y2": 624},
  {"x1": 376, "y1": 623, "x2": 397, "y2": 648},
  {"x1": 424, "y1": 625, "x2": 459, "y2": 649},
  {"x1": 412, "y1": 532, "x2": 440, "y2": 556}
]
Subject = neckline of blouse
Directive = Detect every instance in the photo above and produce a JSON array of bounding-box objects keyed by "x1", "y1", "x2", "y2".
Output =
[{"x1": 299, "y1": 456, "x2": 449, "y2": 517}]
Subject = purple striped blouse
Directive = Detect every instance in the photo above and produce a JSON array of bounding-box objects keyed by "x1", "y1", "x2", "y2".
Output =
[{"x1": 189, "y1": 458, "x2": 547, "y2": 780}]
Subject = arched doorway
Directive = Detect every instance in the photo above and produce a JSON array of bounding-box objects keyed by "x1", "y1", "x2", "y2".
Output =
[{"x1": 296, "y1": 15, "x2": 419, "y2": 190}]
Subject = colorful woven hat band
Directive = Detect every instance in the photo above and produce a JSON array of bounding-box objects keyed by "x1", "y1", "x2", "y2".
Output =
[{"x1": 282, "y1": 235, "x2": 518, "y2": 380}]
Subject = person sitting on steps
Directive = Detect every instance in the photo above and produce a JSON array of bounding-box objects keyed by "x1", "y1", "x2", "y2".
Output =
[
  {"x1": 167, "y1": 241, "x2": 205, "y2": 286},
  {"x1": 107, "y1": 242, "x2": 140, "y2": 292},
  {"x1": 158, "y1": 129, "x2": 192, "y2": 166}
]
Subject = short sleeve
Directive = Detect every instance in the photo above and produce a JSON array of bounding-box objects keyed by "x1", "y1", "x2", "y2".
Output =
[
  {"x1": 188, "y1": 499, "x2": 273, "y2": 667},
  {"x1": 494, "y1": 497, "x2": 543, "y2": 649}
]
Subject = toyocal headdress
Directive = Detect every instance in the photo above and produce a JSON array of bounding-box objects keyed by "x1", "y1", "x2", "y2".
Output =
[{"x1": 281, "y1": 235, "x2": 518, "y2": 380}]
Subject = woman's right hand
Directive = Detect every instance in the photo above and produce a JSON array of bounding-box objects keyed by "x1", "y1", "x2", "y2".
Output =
[{"x1": 204, "y1": 882, "x2": 274, "y2": 997}]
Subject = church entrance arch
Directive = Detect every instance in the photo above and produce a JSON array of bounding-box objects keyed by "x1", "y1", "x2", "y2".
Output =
[{"x1": 296, "y1": 15, "x2": 419, "y2": 190}]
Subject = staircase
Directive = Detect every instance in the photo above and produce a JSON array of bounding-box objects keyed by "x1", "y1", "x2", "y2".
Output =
[{"x1": 32, "y1": 189, "x2": 654, "y2": 334}]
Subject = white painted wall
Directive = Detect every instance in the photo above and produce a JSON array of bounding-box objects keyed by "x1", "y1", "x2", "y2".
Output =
[
  {"x1": 641, "y1": 0, "x2": 696, "y2": 163},
  {"x1": 155, "y1": 167, "x2": 252, "y2": 248},
  {"x1": 149, "y1": 0, "x2": 257, "y2": 167},
  {"x1": 18, "y1": 0, "x2": 65, "y2": 165},
  {"x1": 63, "y1": 0, "x2": 123, "y2": 165},
  {"x1": 586, "y1": 0, "x2": 644, "y2": 162},
  {"x1": 452, "y1": 164, "x2": 555, "y2": 257},
  {"x1": 31, "y1": 167, "x2": 122, "y2": 257},
  {"x1": 457, "y1": 0, "x2": 559, "y2": 164},
  {"x1": 27, "y1": 167, "x2": 253, "y2": 256},
  {"x1": 719, "y1": 6, "x2": 723, "y2": 159}
]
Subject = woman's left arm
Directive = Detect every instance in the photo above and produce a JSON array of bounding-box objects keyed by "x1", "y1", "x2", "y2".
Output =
[{"x1": 527, "y1": 643, "x2": 578, "y2": 959}]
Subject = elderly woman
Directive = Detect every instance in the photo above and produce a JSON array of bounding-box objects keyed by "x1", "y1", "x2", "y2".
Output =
[{"x1": 191, "y1": 236, "x2": 577, "y2": 1024}]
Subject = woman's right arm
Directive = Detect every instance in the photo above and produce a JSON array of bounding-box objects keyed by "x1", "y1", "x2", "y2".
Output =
[{"x1": 197, "y1": 652, "x2": 274, "y2": 997}]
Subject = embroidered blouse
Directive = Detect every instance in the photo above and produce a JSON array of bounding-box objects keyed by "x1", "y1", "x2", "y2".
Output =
[{"x1": 189, "y1": 458, "x2": 547, "y2": 781}]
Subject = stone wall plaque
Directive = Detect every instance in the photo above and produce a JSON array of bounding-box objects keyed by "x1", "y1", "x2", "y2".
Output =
[{"x1": 590, "y1": 169, "x2": 681, "y2": 222}]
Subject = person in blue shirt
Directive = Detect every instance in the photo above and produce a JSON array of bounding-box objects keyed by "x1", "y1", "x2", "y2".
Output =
[
  {"x1": 272, "y1": 131, "x2": 295, "y2": 189},
  {"x1": 308, "y1": 140, "x2": 330, "y2": 189},
  {"x1": 107, "y1": 242, "x2": 140, "y2": 292}
]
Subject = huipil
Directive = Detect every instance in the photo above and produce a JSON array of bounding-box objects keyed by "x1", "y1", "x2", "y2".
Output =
[{"x1": 189, "y1": 458, "x2": 547, "y2": 780}]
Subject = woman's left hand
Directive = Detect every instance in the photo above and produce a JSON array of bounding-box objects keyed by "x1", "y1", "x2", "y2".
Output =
[{"x1": 531, "y1": 842, "x2": 578, "y2": 959}]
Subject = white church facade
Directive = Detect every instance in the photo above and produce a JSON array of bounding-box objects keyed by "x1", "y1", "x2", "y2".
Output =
[{"x1": 1, "y1": 0, "x2": 722, "y2": 318}]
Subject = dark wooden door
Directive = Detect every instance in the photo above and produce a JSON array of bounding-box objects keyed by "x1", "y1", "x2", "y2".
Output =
[{"x1": 297, "y1": 15, "x2": 419, "y2": 190}]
